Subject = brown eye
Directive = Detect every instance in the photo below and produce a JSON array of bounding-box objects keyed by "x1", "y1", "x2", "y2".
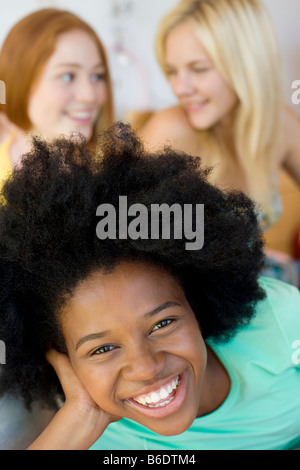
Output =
[
  {"x1": 91, "y1": 344, "x2": 115, "y2": 355},
  {"x1": 152, "y1": 319, "x2": 173, "y2": 332}
]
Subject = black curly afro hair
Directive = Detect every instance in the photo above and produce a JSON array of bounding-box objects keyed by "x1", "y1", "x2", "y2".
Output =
[{"x1": 0, "y1": 122, "x2": 265, "y2": 408}]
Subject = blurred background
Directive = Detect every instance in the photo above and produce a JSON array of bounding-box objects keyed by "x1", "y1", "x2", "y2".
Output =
[{"x1": 0, "y1": 0, "x2": 299, "y2": 119}]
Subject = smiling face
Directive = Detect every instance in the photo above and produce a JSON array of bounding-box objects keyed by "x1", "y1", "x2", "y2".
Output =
[
  {"x1": 164, "y1": 21, "x2": 238, "y2": 130},
  {"x1": 27, "y1": 29, "x2": 107, "y2": 141},
  {"x1": 60, "y1": 261, "x2": 219, "y2": 436}
]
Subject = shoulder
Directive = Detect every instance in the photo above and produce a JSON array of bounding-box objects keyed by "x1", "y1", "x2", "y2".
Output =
[
  {"x1": 142, "y1": 105, "x2": 189, "y2": 130},
  {"x1": 258, "y1": 276, "x2": 300, "y2": 311},
  {"x1": 226, "y1": 277, "x2": 300, "y2": 348},
  {"x1": 282, "y1": 106, "x2": 300, "y2": 138},
  {"x1": 279, "y1": 106, "x2": 300, "y2": 162},
  {"x1": 253, "y1": 276, "x2": 300, "y2": 349},
  {"x1": 138, "y1": 106, "x2": 197, "y2": 153},
  {"x1": 211, "y1": 277, "x2": 300, "y2": 372},
  {"x1": 277, "y1": 106, "x2": 300, "y2": 183}
]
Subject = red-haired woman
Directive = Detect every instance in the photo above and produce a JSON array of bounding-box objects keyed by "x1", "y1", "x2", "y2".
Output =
[{"x1": 0, "y1": 8, "x2": 114, "y2": 187}]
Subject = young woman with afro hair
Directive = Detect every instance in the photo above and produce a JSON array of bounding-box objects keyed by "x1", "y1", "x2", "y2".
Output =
[{"x1": 0, "y1": 123, "x2": 300, "y2": 450}]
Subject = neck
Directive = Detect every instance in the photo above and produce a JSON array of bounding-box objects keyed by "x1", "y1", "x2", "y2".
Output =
[{"x1": 196, "y1": 345, "x2": 231, "y2": 417}]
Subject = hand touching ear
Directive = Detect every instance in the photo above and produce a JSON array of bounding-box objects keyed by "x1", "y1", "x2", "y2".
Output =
[
  {"x1": 27, "y1": 349, "x2": 120, "y2": 450},
  {"x1": 46, "y1": 349, "x2": 99, "y2": 412}
]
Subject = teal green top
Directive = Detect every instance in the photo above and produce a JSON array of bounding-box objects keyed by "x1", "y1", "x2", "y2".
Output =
[{"x1": 90, "y1": 277, "x2": 300, "y2": 450}]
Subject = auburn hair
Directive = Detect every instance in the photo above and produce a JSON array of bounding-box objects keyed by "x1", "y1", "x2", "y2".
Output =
[{"x1": 0, "y1": 8, "x2": 114, "y2": 136}]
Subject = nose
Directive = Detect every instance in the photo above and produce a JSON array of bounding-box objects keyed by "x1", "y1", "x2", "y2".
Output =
[
  {"x1": 122, "y1": 340, "x2": 166, "y2": 382},
  {"x1": 74, "y1": 75, "x2": 100, "y2": 103},
  {"x1": 171, "y1": 71, "x2": 195, "y2": 97}
]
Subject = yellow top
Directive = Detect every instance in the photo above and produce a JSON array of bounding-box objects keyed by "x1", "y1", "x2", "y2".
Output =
[{"x1": 0, "y1": 130, "x2": 14, "y2": 189}]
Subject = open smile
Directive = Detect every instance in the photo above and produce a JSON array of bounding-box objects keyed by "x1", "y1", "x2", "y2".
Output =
[
  {"x1": 184, "y1": 100, "x2": 209, "y2": 112},
  {"x1": 64, "y1": 109, "x2": 95, "y2": 124},
  {"x1": 125, "y1": 372, "x2": 187, "y2": 419}
]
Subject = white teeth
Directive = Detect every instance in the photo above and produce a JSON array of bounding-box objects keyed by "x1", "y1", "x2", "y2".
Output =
[
  {"x1": 186, "y1": 101, "x2": 207, "y2": 108},
  {"x1": 133, "y1": 376, "x2": 180, "y2": 407},
  {"x1": 160, "y1": 387, "x2": 169, "y2": 399},
  {"x1": 171, "y1": 379, "x2": 177, "y2": 389},
  {"x1": 150, "y1": 392, "x2": 160, "y2": 403},
  {"x1": 147, "y1": 396, "x2": 174, "y2": 408},
  {"x1": 68, "y1": 111, "x2": 92, "y2": 119}
]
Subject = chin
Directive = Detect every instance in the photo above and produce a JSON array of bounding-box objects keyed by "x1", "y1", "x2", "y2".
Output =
[
  {"x1": 79, "y1": 127, "x2": 94, "y2": 141},
  {"x1": 188, "y1": 116, "x2": 216, "y2": 131},
  {"x1": 67, "y1": 127, "x2": 93, "y2": 141},
  {"x1": 146, "y1": 415, "x2": 195, "y2": 437}
]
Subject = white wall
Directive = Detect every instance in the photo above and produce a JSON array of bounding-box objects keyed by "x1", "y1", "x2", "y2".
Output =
[{"x1": 0, "y1": 0, "x2": 299, "y2": 118}]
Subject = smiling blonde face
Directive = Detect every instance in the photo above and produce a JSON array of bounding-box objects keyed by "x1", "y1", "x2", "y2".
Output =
[
  {"x1": 27, "y1": 29, "x2": 107, "y2": 141},
  {"x1": 61, "y1": 261, "x2": 210, "y2": 436},
  {"x1": 164, "y1": 21, "x2": 238, "y2": 130}
]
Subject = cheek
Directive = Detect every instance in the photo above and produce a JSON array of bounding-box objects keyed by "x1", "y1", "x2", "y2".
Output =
[
  {"x1": 184, "y1": 326, "x2": 207, "y2": 373},
  {"x1": 96, "y1": 82, "x2": 108, "y2": 107},
  {"x1": 73, "y1": 360, "x2": 118, "y2": 410},
  {"x1": 29, "y1": 85, "x2": 68, "y2": 122},
  {"x1": 179, "y1": 316, "x2": 207, "y2": 372},
  {"x1": 168, "y1": 77, "x2": 179, "y2": 93},
  {"x1": 211, "y1": 75, "x2": 237, "y2": 108},
  {"x1": 165, "y1": 320, "x2": 206, "y2": 374},
  {"x1": 28, "y1": 93, "x2": 43, "y2": 123}
]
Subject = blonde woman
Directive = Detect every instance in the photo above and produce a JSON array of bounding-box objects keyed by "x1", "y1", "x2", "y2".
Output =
[{"x1": 139, "y1": 0, "x2": 300, "y2": 284}]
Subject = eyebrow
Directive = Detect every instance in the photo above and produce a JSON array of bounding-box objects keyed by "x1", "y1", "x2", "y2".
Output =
[
  {"x1": 165, "y1": 59, "x2": 210, "y2": 68},
  {"x1": 54, "y1": 62, "x2": 105, "y2": 70},
  {"x1": 75, "y1": 301, "x2": 180, "y2": 351}
]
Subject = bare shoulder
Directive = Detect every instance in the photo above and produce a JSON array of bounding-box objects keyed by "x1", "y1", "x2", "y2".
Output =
[
  {"x1": 144, "y1": 105, "x2": 191, "y2": 132},
  {"x1": 281, "y1": 106, "x2": 300, "y2": 152},
  {"x1": 138, "y1": 105, "x2": 196, "y2": 152},
  {"x1": 279, "y1": 106, "x2": 300, "y2": 184},
  {"x1": 283, "y1": 105, "x2": 300, "y2": 126}
]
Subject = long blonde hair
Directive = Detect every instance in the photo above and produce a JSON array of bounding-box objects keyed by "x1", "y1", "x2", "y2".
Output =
[{"x1": 156, "y1": 0, "x2": 283, "y2": 223}]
